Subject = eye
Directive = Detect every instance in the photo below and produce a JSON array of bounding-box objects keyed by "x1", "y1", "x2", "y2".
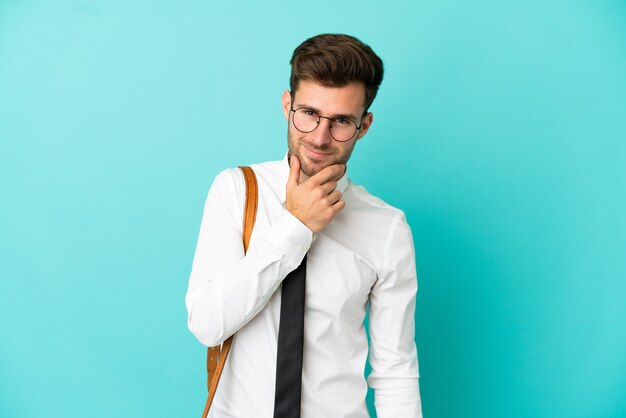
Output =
[{"x1": 333, "y1": 117, "x2": 351, "y2": 126}]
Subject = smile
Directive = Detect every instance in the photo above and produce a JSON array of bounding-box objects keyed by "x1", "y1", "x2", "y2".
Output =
[{"x1": 304, "y1": 146, "x2": 333, "y2": 160}]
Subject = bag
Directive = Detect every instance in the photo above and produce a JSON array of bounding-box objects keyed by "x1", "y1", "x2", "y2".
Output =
[{"x1": 201, "y1": 166, "x2": 258, "y2": 418}]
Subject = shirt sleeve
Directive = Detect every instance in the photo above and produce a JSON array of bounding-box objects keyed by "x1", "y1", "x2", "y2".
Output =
[
  {"x1": 185, "y1": 168, "x2": 312, "y2": 347},
  {"x1": 367, "y1": 213, "x2": 422, "y2": 418}
]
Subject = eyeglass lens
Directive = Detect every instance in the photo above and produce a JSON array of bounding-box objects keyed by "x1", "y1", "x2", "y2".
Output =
[{"x1": 292, "y1": 108, "x2": 357, "y2": 142}]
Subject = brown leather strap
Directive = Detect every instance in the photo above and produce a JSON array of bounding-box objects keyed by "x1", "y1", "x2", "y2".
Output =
[
  {"x1": 240, "y1": 166, "x2": 258, "y2": 253},
  {"x1": 206, "y1": 346, "x2": 219, "y2": 390},
  {"x1": 203, "y1": 336, "x2": 233, "y2": 417},
  {"x1": 202, "y1": 166, "x2": 258, "y2": 418}
]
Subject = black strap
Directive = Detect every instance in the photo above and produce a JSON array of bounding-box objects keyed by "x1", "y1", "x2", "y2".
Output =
[{"x1": 273, "y1": 254, "x2": 307, "y2": 418}]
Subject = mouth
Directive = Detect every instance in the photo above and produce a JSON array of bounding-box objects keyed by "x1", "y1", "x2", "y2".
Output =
[{"x1": 303, "y1": 145, "x2": 334, "y2": 160}]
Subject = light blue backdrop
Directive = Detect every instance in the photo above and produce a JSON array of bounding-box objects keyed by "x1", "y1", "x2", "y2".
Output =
[{"x1": 1, "y1": 1, "x2": 625, "y2": 417}]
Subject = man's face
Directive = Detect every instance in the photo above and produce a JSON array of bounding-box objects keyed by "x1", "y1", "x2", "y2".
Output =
[{"x1": 282, "y1": 80, "x2": 373, "y2": 179}]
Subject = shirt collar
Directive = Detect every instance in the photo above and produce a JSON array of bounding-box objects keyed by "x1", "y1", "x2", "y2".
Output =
[{"x1": 279, "y1": 152, "x2": 349, "y2": 204}]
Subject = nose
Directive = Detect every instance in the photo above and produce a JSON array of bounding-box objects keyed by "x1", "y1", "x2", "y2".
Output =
[{"x1": 308, "y1": 117, "x2": 333, "y2": 146}]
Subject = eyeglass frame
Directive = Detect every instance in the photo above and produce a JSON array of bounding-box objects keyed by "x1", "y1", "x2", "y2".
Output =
[{"x1": 289, "y1": 102, "x2": 368, "y2": 143}]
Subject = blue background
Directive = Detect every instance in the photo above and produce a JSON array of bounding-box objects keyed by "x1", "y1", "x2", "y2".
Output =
[{"x1": 1, "y1": 1, "x2": 625, "y2": 417}]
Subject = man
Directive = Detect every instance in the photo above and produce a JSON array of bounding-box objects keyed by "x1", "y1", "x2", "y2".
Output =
[{"x1": 186, "y1": 34, "x2": 422, "y2": 417}]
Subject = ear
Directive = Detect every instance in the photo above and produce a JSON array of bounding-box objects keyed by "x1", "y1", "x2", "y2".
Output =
[
  {"x1": 355, "y1": 112, "x2": 374, "y2": 141},
  {"x1": 281, "y1": 90, "x2": 292, "y2": 121}
]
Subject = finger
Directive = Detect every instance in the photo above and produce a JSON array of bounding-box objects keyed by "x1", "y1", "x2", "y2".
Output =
[
  {"x1": 287, "y1": 154, "x2": 301, "y2": 187},
  {"x1": 319, "y1": 180, "x2": 338, "y2": 195},
  {"x1": 325, "y1": 190, "x2": 342, "y2": 205},
  {"x1": 332, "y1": 164, "x2": 347, "y2": 181},
  {"x1": 332, "y1": 199, "x2": 346, "y2": 212},
  {"x1": 311, "y1": 163, "x2": 345, "y2": 185}
]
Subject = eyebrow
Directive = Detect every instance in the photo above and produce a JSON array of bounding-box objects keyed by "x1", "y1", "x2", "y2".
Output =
[{"x1": 294, "y1": 103, "x2": 360, "y2": 122}]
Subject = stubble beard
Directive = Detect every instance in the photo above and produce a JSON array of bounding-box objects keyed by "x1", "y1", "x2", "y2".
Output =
[{"x1": 287, "y1": 129, "x2": 355, "y2": 178}]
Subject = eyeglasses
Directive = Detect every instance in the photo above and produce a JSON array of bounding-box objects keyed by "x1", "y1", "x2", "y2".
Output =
[{"x1": 290, "y1": 105, "x2": 365, "y2": 142}]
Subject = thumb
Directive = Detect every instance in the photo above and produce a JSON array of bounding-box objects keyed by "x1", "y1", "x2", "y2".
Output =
[{"x1": 287, "y1": 154, "x2": 301, "y2": 187}]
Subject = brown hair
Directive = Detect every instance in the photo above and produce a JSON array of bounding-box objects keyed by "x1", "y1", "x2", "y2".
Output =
[{"x1": 289, "y1": 34, "x2": 384, "y2": 112}]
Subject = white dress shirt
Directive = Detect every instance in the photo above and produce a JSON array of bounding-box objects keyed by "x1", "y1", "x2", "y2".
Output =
[{"x1": 186, "y1": 154, "x2": 422, "y2": 418}]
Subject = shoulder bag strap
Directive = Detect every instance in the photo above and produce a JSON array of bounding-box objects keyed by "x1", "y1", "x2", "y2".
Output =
[{"x1": 202, "y1": 166, "x2": 258, "y2": 418}]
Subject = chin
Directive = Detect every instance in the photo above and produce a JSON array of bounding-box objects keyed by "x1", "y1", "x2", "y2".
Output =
[
  {"x1": 289, "y1": 140, "x2": 339, "y2": 177},
  {"x1": 300, "y1": 155, "x2": 333, "y2": 177},
  {"x1": 300, "y1": 161, "x2": 322, "y2": 177}
]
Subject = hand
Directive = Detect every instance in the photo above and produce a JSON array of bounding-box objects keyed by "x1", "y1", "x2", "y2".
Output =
[{"x1": 286, "y1": 155, "x2": 346, "y2": 233}]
